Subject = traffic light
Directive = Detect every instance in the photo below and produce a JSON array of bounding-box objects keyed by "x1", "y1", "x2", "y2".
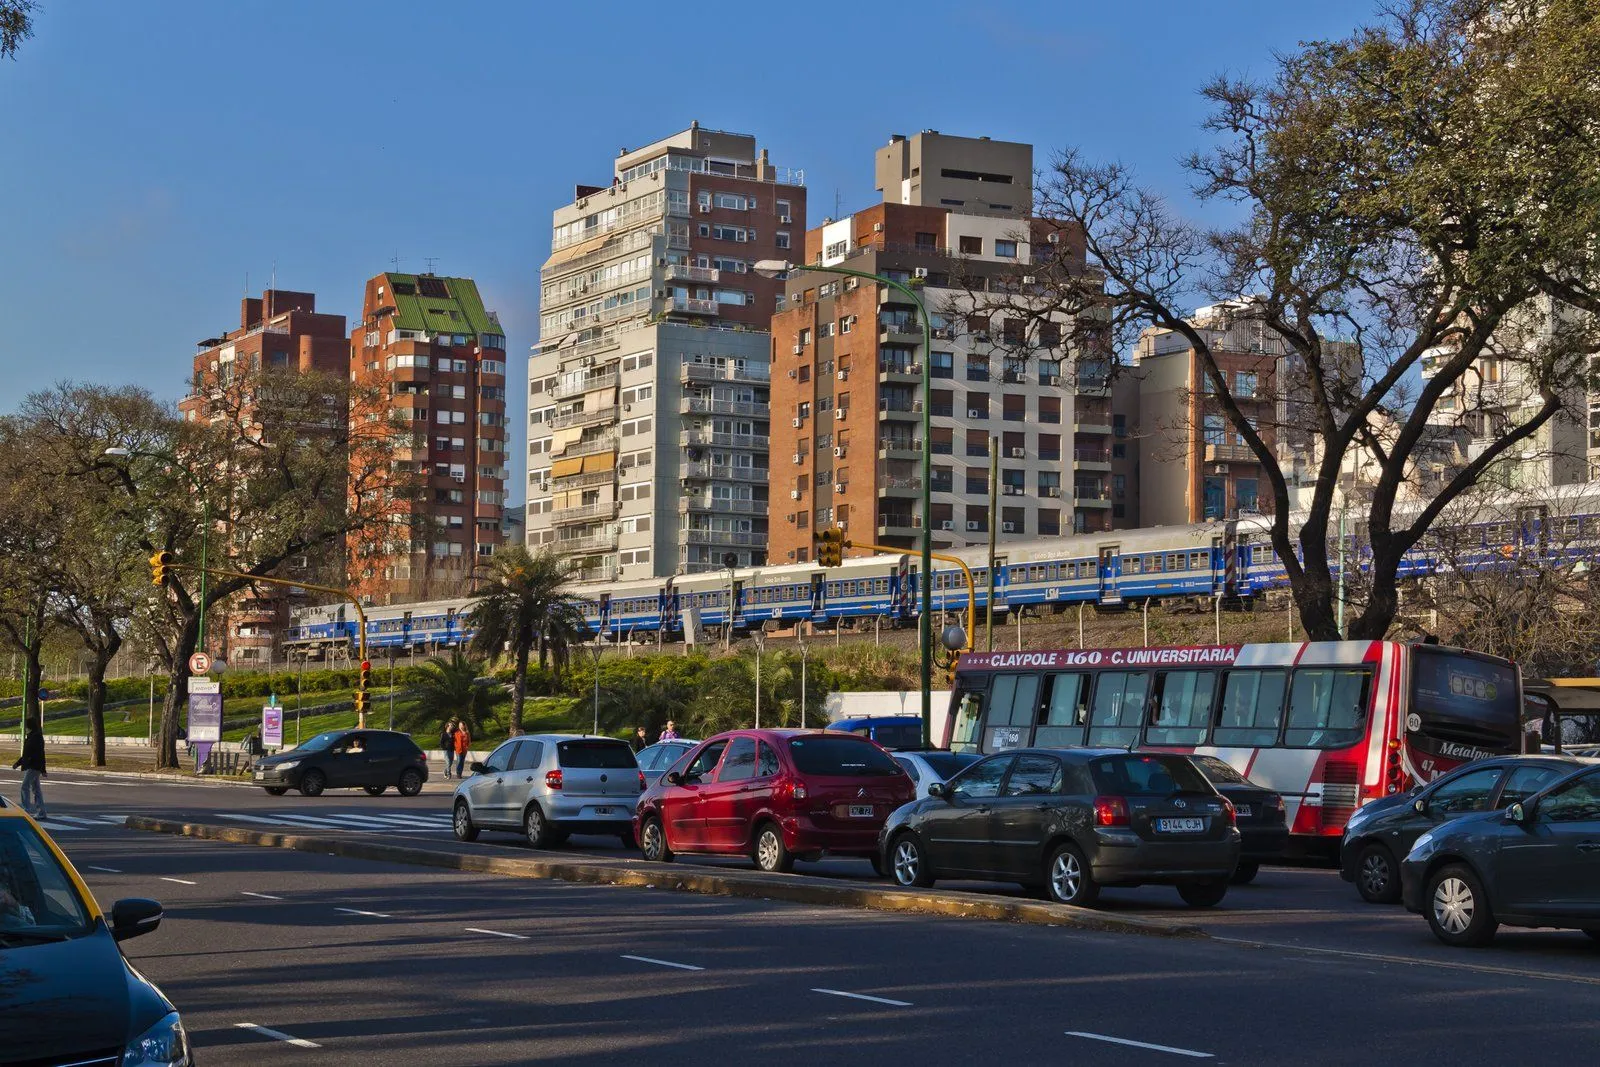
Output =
[
  {"x1": 353, "y1": 689, "x2": 369, "y2": 715},
  {"x1": 815, "y1": 528, "x2": 845, "y2": 568},
  {"x1": 149, "y1": 551, "x2": 173, "y2": 586},
  {"x1": 359, "y1": 660, "x2": 372, "y2": 692}
]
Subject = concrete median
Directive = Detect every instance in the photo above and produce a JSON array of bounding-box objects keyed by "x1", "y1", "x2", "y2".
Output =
[{"x1": 123, "y1": 815, "x2": 1206, "y2": 939}]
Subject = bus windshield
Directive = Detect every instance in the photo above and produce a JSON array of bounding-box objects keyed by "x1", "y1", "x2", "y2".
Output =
[{"x1": 1410, "y1": 647, "x2": 1521, "y2": 754}]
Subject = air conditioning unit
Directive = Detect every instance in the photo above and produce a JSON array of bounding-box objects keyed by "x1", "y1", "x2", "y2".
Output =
[
  {"x1": 1043, "y1": 486, "x2": 1061, "y2": 498},
  {"x1": 1047, "y1": 232, "x2": 1060, "y2": 244},
  {"x1": 836, "y1": 369, "x2": 848, "y2": 381},
  {"x1": 580, "y1": 355, "x2": 595, "y2": 367},
  {"x1": 792, "y1": 344, "x2": 804, "y2": 354},
  {"x1": 940, "y1": 520, "x2": 955, "y2": 530},
  {"x1": 787, "y1": 369, "x2": 797, "y2": 379},
  {"x1": 792, "y1": 452, "x2": 803, "y2": 464},
  {"x1": 780, "y1": 214, "x2": 793, "y2": 224},
  {"x1": 1043, "y1": 374, "x2": 1060, "y2": 386},
  {"x1": 790, "y1": 490, "x2": 802, "y2": 500},
  {"x1": 973, "y1": 330, "x2": 990, "y2": 342},
  {"x1": 873, "y1": 222, "x2": 885, "y2": 233},
  {"x1": 699, "y1": 205, "x2": 712, "y2": 214},
  {"x1": 1010, "y1": 447, "x2": 1025, "y2": 458},
  {"x1": 835, "y1": 483, "x2": 846, "y2": 494},
  {"x1": 1212, "y1": 464, "x2": 1230, "y2": 475},
  {"x1": 968, "y1": 409, "x2": 983, "y2": 419},
  {"x1": 1004, "y1": 486, "x2": 1021, "y2": 496},
  {"x1": 1002, "y1": 522, "x2": 1017, "y2": 533},
  {"x1": 835, "y1": 409, "x2": 847, "y2": 421},
  {"x1": 844, "y1": 277, "x2": 858, "y2": 291},
  {"x1": 966, "y1": 521, "x2": 981, "y2": 531},
  {"x1": 1022, "y1": 275, "x2": 1036, "y2": 285},
  {"x1": 834, "y1": 446, "x2": 846, "y2": 458},
  {"x1": 791, "y1": 419, "x2": 802, "y2": 428}
]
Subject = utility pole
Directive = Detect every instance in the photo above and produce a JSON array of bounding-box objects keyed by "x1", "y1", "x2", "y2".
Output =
[
  {"x1": 986, "y1": 435, "x2": 998, "y2": 652},
  {"x1": 752, "y1": 630, "x2": 765, "y2": 728}
]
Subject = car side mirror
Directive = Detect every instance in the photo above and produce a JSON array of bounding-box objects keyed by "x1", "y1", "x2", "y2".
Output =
[
  {"x1": 664, "y1": 771, "x2": 682, "y2": 786},
  {"x1": 1413, "y1": 798, "x2": 1427, "y2": 815},
  {"x1": 1507, "y1": 802, "x2": 1530, "y2": 825},
  {"x1": 927, "y1": 782, "x2": 948, "y2": 799},
  {"x1": 469, "y1": 761, "x2": 487, "y2": 775},
  {"x1": 110, "y1": 898, "x2": 163, "y2": 942}
]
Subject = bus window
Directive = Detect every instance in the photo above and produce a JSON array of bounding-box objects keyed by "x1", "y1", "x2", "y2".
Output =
[
  {"x1": 1284, "y1": 668, "x2": 1371, "y2": 748},
  {"x1": 1146, "y1": 670, "x2": 1216, "y2": 746},
  {"x1": 1036, "y1": 673, "x2": 1090, "y2": 747},
  {"x1": 1088, "y1": 672, "x2": 1150, "y2": 747},
  {"x1": 1213, "y1": 670, "x2": 1287, "y2": 747},
  {"x1": 949, "y1": 689, "x2": 985, "y2": 753},
  {"x1": 985, "y1": 673, "x2": 1041, "y2": 751}
]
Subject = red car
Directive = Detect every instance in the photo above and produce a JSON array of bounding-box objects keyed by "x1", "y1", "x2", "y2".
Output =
[{"x1": 633, "y1": 729, "x2": 915, "y2": 873}]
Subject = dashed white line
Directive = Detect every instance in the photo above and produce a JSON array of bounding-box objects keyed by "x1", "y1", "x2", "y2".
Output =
[
  {"x1": 159, "y1": 877, "x2": 197, "y2": 886},
  {"x1": 621, "y1": 954, "x2": 704, "y2": 971},
  {"x1": 334, "y1": 907, "x2": 389, "y2": 918},
  {"x1": 1065, "y1": 1032, "x2": 1214, "y2": 1058},
  {"x1": 465, "y1": 927, "x2": 529, "y2": 940},
  {"x1": 235, "y1": 1022, "x2": 321, "y2": 1049},
  {"x1": 85, "y1": 865, "x2": 123, "y2": 873},
  {"x1": 242, "y1": 891, "x2": 284, "y2": 901},
  {"x1": 811, "y1": 988, "x2": 912, "y2": 1007}
]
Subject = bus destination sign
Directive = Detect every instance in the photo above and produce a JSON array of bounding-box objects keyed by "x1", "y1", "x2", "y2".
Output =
[{"x1": 957, "y1": 646, "x2": 1242, "y2": 671}]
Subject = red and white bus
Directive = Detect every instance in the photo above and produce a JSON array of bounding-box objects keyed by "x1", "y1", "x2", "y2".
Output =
[{"x1": 942, "y1": 641, "x2": 1524, "y2": 849}]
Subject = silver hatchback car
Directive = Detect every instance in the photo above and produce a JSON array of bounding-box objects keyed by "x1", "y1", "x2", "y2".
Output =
[{"x1": 451, "y1": 734, "x2": 643, "y2": 848}]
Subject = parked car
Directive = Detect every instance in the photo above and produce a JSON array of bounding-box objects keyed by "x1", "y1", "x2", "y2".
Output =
[
  {"x1": 253, "y1": 728, "x2": 429, "y2": 797},
  {"x1": 1341, "y1": 754, "x2": 1588, "y2": 904},
  {"x1": 1401, "y1": 762, "x2": 1600, "y2": 946},
  {"x1": 1189, "y1": 755, "x2": 1288, "y2": 884},
  {"x1": 453, "y1": 734, "x2": 643, "y2": 848},
  {"x1": 0, "y1": 799, "x2": 189, "y2": 1066},
  {"x1": 634, "y1": 729, "x2": 915, "y2": 873},
  {"x1": 892, "y1": 750, "x2": 982, "y2": 800},
  {"x1": 635, "y1": 739, "x2": 698, "y2": 785},
  {"x1": 828, "y1": 716, "x2": 924, "y2": 751},
  {"x1": 879, "y1": 749, "x2": 1241, "y2": 908}
]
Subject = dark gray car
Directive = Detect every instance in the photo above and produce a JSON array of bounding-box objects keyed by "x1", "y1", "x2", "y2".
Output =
[
  {"x1": 878, "y1": 749, "x2": 1241, "y2": 908},
  {"x1": 1401, "y1": 763, "x2": 1600, "y2": 946}
]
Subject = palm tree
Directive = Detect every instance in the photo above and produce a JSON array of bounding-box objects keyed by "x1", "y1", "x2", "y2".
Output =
[
  {"x1": 594, "y1": 673, "x2": 695, "y2": 738},
  {"x1": 397, "y1": 650, "x2": 498, "y2": 738},
  {"x1": 469, "y1": 546, "x2": 588, "y2": 735}
]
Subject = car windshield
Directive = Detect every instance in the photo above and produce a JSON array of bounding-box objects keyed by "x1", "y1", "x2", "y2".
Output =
[
  {"x1": 557, "y1": 741, "x2": 637, "y2": 769},
  {"x1": 0, "y1": 822, "x2": 93, "y2": 945},
  {"x1": 1090, "y1": 754, "x2": 1213, "y2": 795},
  {"x1": 1193, "y1": 755, "x2": 1247, "y2": 785},
  {"x1": 293, "y1": 731, "x2": 345, "y2": 754},
  {"x1": 787, "y1": 736, "x2": 902, "y2": 776},
  {"x1": 920, "y1": 752, "x2": 981, "y2": 779}
]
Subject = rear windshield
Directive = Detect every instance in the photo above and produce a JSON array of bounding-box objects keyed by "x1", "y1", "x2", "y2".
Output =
[
  {"x1": 557, "y1": 741, "x2": 637, "y2": 769},
  {"x1": 787, "y1": 736, "x2": 902, "y2": 777},
  {"x1": 871, "y1": 722, "x2": 923, "y2": 750},
  {"x1": 920, "y1": 752, "x2": 981, "y2": 779},
  {"x1": 1192, "y1": 755, "x2": 1246, "y2": 785},
  {"x1": 1090, "y1": 754, "x2": 1213, "y2": 795}
]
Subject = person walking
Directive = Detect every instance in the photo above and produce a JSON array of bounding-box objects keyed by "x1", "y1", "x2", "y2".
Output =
[
  {"x1": 659, "y1": 720, "x2": 680, "y2": 741},
  {"x1": 11, "y1": 717, "x2": 47, "y2": 820},
  {"x1": 452, "y1": 721, "x2": 471, "y2": 779},
  {"x1": 440, "y1": 719, "x2": 458, "y2": 779},
  {"x1": 631, "y1": 726, "x2": 648, "y2": 752}
]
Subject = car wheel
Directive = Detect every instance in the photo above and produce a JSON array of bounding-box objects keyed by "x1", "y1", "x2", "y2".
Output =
[
  {"x1": 263, "y1": 787, "x2": 288, "y2": 796},
  {"x1": 889, "y1": 832, "x2": 935, "y2": 889},
  {"x1": 363, "y1": 785, "x2": 387, "y2": 797},
  {"x1": 1044, "y1": 843, "x2": 1099, "y2": 906},
  {"x1": 298, "y1": 769, "x2": 326, "y2": 797},
  {"x1": 639, "y1": 816, "x2": 673, "y2": 863},
  {"x1": 1426, "y1": 863, "x2": 1498, "y2": 947},
  {"x1": 1177, "y1": 879, "x2": 1229, "y2": 908},
  {"x1": 524, "y1": 803, "x2": 552, "y2": 848},
  {"x1": 397, "y1": 769, "x2": 424, "y2": 797},
  {"x1": 1230, "y1": 861, "x2": 1260, "y2": 885},
  {"x1": 452, "y1": 800, "x2": 479, "y2": 842},
  {"x1": 752, "y1": 822, "x2": 794, "y2": 874},
  {"x1": 618, "y1": 826, "x2": 637, "y2": 850},
  {"x1": 1355, "y1": 842, "x2": 1401, "y2": 904}
]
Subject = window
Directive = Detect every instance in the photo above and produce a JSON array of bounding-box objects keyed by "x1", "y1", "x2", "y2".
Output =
[
  {"x1": 1284, "y1": 669, "x2": 1371, "y2": 748},
  {"x1": 1146, "y1": 671, "x2": 1217, "y2": 746},
  {"x1": 1035, "y1": 673, "x2": 1090, "y2": 747},
  {"x1": 1204, "y1": 415, "x2": 1226, "y2": 446},
  {"x1": 951, "y1": 756, "x2": 1011, "y2": 799},
  {"x1": 958, "y1": 235, "x2": 983, "y2": 255},
  {"x1": 994, "y1": 239, "x2": 1018, "y2": 258},
  {"x1": 1089, "y1": 753, "x2": 1212, "y2": 795},
  {"x1": 786, "y1": 736, "x2": 900, "y2": 775},
  {"x1": 1536, "y1": 771, "x2": 1600, "y2": 822},
  {"x1": 684, "y1": 741, "x2": 727, "y2": 781},
  {"x1": 718, "y1": 737, "x2": 758, "y2": 781},
  {"x1": 1501, "y1": 764, "x2": 1566, "y2": 805},
  {"x1": 1005, "y1": 755, "x2": 1064, "y2": 796},
  {"x1": 1426, "y1": 767, "x2": 1504, "y2": 816},
  {"x1": 756, "y1": 742, "x2": 781, "y2": 778},
  {"x1": 1213, "y1": 671, "x2": 1287, "y2": 747},
  {"x1": 510, "y1": 740, "x2": 544, "y2": 771},
  {"x1": 1235, "y1": 371, "x2": 1258, "y2": 397},
  {"x1": 1088, "y1": 672, "x2": 1151, "y2": 747},
  {"x1": 931, "y1": 351, "x2": 954, "y2": 379}
]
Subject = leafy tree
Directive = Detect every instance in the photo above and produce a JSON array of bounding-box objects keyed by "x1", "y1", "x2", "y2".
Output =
[
  {"x1": 1, "y1": 0, "x2": 36, "y2": 60},
  {"x1": 397, "y1": 651, "x2": 500, "y2": 738},
  {"x1": 468, "y1": 546, "x2": 587, "y2": 735}
]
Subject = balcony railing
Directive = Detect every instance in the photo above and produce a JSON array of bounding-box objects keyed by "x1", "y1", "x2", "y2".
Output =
[
  {"x1": 683, "y1": 529, "x2": 767, "y2": 547},
  {"x1": 1205, "y1": 443, "x2": 1258, "y2": 463},
  {"x1": 546, "y1": 468, "x2": 615, "y2": 491},
  {"x1": 878, "y1": 362, "x2": 923, "y2": 381},
  {"x1": 673, "y1": 296, "x2": 720, "y2": 315},
  {"x1": 552, "y1": 501, "x2": 620, "y2": 525},
  {"x1": 878, "y1": 438, "x2": 923, "y2": 457},
  {"x1": 680, "y1": 496, "x2": 766, "y2": 515},
  {"x1": 1073, "y1": 446, "x2": 1112, "y2": 463},
  {"x1": 551, "y1": 370, "x2": 619, "y2": 399},
  {"x1": 681, "y1": 397, "x2": 769, "y2": 418},
  {"x1": 683, "y1": 462, "x2": 770, "y2": 483},
  {"x1": 681, "y1": 430, "x2": 770, "y2": 450},
  {"x1": 560, "y1": 433, "x2": 619, "y2": 459},
  {"x1": 556, "y1": 527, "x2": 620, "y2": 554},
  {"x1": 681, "y1": 362, "x2": 772, "y2": 384},
  {"x1": 1074, "y1": 484, "x2": 1112, "y2": 502},
  {"x1": 548, "y1": 405, "x2": 619, "y2": 431},
  {"x1": 664, "y1": 264, "x2": 720, "y2": 284}
]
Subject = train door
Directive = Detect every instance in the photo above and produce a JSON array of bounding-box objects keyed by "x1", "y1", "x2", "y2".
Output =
[
  {"x1": 729, "y1": 580, "x2": 744, "y2": 628},
  {"x1": 1517, "y1": 505, "x2": 1549, "y2": 554},
  {"x1": 659, "y1": 577, "x2": 678, "y2": 637},
  {"x1": 810, "y1": 573, "x2": 825, "y2": 616},
  {"x1": 1098, "y1": 546, "x2": 1121, "y2": 604},
  {"x1": 993, "y1": 555, "x2": 1010, "y2": 612},
  {"x1": 1213, "y1": 534, "x2": 1229, "y2": 596}
]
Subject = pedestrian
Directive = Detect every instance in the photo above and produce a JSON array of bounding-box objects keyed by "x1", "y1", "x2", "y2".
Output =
[
  {"x1": 440, "y1": 718, "x2": 458, "y2": 779},
  {"x1": 632, "y1": 726, "x2": 648, "y2": 752},
  {"x1": 659, "y1": 720, "x2": 679, "y2": 741},
  {"x1": 452, "y1": 721, "x2": 471, "y2": 778},
  {"x1": 11, "y1": 717, "x2": 47, "y2": 820}
]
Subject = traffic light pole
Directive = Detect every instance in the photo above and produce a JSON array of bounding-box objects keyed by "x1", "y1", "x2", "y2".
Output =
[{"x1": 839, "y1": 540, "x2": 976, "y2": 659}]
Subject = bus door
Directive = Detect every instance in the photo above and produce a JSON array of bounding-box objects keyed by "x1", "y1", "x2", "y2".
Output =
[{"x1": 1098, "y1": 546, "x2": 1121, "y2": 605}]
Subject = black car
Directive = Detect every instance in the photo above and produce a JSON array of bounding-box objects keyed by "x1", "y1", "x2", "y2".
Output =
[
  {"x1": 1340, "y1": 754, "x2": 1586, "y2": 904},
  {"x1": 878, "y1": 749, "x2": 1241, "y2": 908},
  {"x1": 253, "y1": 728, "x2": 430, "y2": 797},
  {"x1": 1401, "y1": 762, "x2": 1600, "y2": 946},
  {"x1": 1189, "y1": 755, "x2": 1288, "y2": 884}
]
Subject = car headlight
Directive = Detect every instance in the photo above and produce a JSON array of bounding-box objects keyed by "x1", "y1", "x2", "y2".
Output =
[
  {"x1": 275, "y1": 760, "x2": 300, "y2": 770},
  {"x1": 124, "y1": 1011, "x2": 191, "y2": 1067},
  {"x1": 1409, "y1": 828, "x2": 1438, "y2": 858}
]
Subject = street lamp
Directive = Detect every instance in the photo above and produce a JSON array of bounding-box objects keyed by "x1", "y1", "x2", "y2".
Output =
[
  {"x1": 105, "y1": 447, "x2": 212, "y2": 655},
  {"x1": 588, "y1": 632, "x2": 608, "y2": 735},
  {"x1": 752, "y1": 629, "x2": 765, "y2": 728},
  {"x1": 755, "y1": 258, "x2": 935, "y2": 749}
]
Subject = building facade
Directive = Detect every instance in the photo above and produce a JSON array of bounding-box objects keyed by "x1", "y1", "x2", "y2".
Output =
[
  {"x1": 525, "y1": 124, "x2": 805, "y2": 580},
  {"x1": 766, "y1": 131, "x2": 1131, "y2": 565},
  {"x1": 347, "y1": 273, "x2": 509, "y2": 602},
  {"x1": 179, "y1": 289, "x2": 348, "y2": 663}
]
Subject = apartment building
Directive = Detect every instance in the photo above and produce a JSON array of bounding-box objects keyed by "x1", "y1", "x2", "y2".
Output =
[
  {"x1": 766, "y1": 131, "x2": 1131, "y2": 564},
  {"x1": 525, "y1": 123, "x2": 805, "y2": 580},
  {"x1": 348, "y1": 273, "x2": 509, "y2": 602},
  {"x1": 179, "y1": 289, "x2": 348, "y2": 662}
]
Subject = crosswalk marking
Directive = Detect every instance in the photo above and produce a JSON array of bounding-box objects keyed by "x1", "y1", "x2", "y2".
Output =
[
  {"x1": 36, "y1": 819, "x2": 88, "y2": 833},
  {"x1": 50, "y1": 814, "x2": 127, "y2": 826},
  {"x1": 214, "y1": 811, "x2": 455, "y2": 834}
]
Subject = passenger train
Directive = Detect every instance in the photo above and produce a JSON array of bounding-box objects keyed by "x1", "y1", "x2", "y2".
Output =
[{"x1": 283, "y1": 483, "x2": 1600, "y2": 658}]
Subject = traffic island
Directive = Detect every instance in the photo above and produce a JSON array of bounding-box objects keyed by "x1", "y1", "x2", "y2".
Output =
[{"x1": 123, "y1": 815, "x2": 1206, "y2": 939}]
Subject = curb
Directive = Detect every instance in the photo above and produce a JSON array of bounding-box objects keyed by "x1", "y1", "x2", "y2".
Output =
[
  {"x1": 47, "y1": 769, "x2": 259, "y2": 789},
  {"x1": 124, "y1": 816, "x2": 1204, "y2": 939}
]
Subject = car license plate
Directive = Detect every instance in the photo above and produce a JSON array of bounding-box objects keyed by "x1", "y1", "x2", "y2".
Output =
[
  {"x1": 1156, "y1": 817, "x2": 1205, "y2": 833},
  {"x1": 1234, "y1": 805, "x2": 1252, "y2": 818},
  {"x1": 592, "y1": 807, "x2": 614, "y2": 816},
  {"x1": 254, "y1": 770, "x2": 265, "y2": 780},
  {"x1": 849, "y1": 805, "x2": 875, "y2": 818}
]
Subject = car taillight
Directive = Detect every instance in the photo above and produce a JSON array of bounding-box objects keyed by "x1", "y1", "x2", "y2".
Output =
[
  {"x1": 791, "y1": 779, "x2": 808, "y2": 801},
  {"x1": 638, "y1": 771, "x2": 647, "y2": 792},
  {"x1": 1093, "y1": 795, "x2": 1129, "y2": 827},
  {"x1": 545, "y1": 770, "x2": 563, "y2": 790},
  {"x1": 1267, "y1": 794, "x2": 1285, "y2": 814},
  {"x1": 1220, "y1": 797, "x2": 1237, "y2": 826}
]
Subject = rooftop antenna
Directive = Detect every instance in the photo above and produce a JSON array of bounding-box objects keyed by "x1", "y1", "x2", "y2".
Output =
[
  {"x1": 834, "y1": 187, "x2": 842, "y2": 218},
  {"x1": 423, "y1": 256, "x2": 438, "y2": 275},
  {"x1": 390, "y1": 253, "x2": 401, "y2": 272},
  {"x1": 269, "y1": 260, "x2": 276, "y2": 292},
  {"x1": 244, "y1": 271, "x2": 249, "y2": 297}
]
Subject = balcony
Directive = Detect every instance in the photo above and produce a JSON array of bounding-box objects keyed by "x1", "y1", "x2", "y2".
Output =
[
  {"x1": 681, "y1": 362, "x2": 771, "y2": 385},
  {"x1": 551, "y1": 370, "x2": 619, "y2": 400},
  {"x1": 556, "y1": 527, "x2": 620, "y2": 554},
  {"x1": 547, "y1": 468, "x2": 614, "y2": 491},
  {"x1": 680, "y1": 496, "x2": 766, "y2": 515},
  {"x1": 681, "y1": 429, "x2": 770, "y2": 450},
  {"x1": 683, "y1": 462, "x2": 770, "y2": 483},
  {"x1": 552, "y1": 501, "x2": 620, "y2": 526},
  {"x1": 877, "y1": 438, "x2": 923, "y2": 460},
  {"x1": 1073, "y1": 445, "x2": 1112, "y2": 468},
  {"x1": 1074, "y1": 483, "x2": 1112, "y2": 506},
  {"x1": 878, "y1": 398, "x2": 923, "y2": 421},
  {"x1": 549, "y1": 405, "x2": 619, "y2": 431},
  {"x1": 877, "y1": 475, "x2": 922, "y2": 498},
  {"x1": 879, "y1": 321, "x2": 922, "y2": 345},
  {"x1": 876, "y1": 515, "x2": 921, "y2": 539},
  {"x1": 664, "y1": 264, "x2": 720, "y2": 284},
  {"x1": 1073, "y1": 412, "x2": 1113, "y2": 435},
  {"x1": 673, "y1": 296, "x2": 720, "y2": 315},
  {"x1": 680, "y1": 397, "x2": 769, "y2": 418},
  {"x1": 1205, "y1": 443, "x2": 1258, "y2": 463},
  {"x1": 878, "y1": 362, "x2": 924, "y2": 384},
  {"x1": 683, "y1": 529, "x2": 766, "y2": 547},
  {"x1": 561, "y1": 433, "x2": 619, "y2": 459}
]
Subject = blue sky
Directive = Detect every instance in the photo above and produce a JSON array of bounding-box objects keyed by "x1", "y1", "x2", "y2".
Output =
[{"x1": 0, "y1": 0, "x2": 1375, "y2": 500}]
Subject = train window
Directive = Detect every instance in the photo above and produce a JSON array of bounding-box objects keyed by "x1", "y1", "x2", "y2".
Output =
[
  {"x1": 1213, "y1": 670, "x2": 1287, "y2": 747},
  {"x1": 1065, "y1": 563, "x2": 1076, "y2": 579},
  {"x1": 1191, "y1": 551, "x2": 1208, "y2": 569},
  {"x1": 1126, "y1": 557, "x2": 1142, "y2": 574},
  {"x1": 876, "y1": 578, "x2": 888, "y2": 594},
  {"x1": 1166, "y1": 553, "x2": 1181, "y2": 571},
  {"x1": 1150, "y1": 555, "x2": 1164, "y2": 573},
  {"x1": 1146, "y1": 671, "x2": 1217, "y2": 746},
  {"x1": 1083, "y1": 560, "x2": 1097, "y2": 577},
  {"x1": 1088, "y1": 672, "x2": 1150, "y2": 747},
  {"x1": 1035, "y1": 673, "x2": 1090, "y2": 748}
]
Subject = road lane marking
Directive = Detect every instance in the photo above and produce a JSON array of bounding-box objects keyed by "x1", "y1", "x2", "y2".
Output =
[
  {"x1": 50, "y1": 814, "x2": 127, "y2": 825},
  {"x1": 334, "y1": 907, "x2": 389, "y2": 918},
  {"x1": 622, "y1": 954, "x2": 704, "y2": 971},
  {"x1": 235, "y1": 1023, "x2": 321, "y2": 1049},
  {"x1": 86, "y1": 865, "x2": 122, "y2": 873},
  {"x1": 34, "y1": 820, "x2": 87, "y2": 832},
  {"x1": 1210, "y1": 934, "x2": 1600, "y2": 988},
  {"x1": 1065, "y1": 1032, "x2": 1213, "y2": 1058},
  {"x1": 466, "y1": 927, "x2": 529, "y2": 940},
  {"x1": 216, "y1": 812, "x2": 358, "y2": 829},
  {"x1": 811, "y1": 988, "x2": 912, "y2": 1007},
  {"x1": 160, "y1": 877, "x2": 197, "y2": 886},
  {"x1": 242, "y1": 891, "x2": 284, "y2": 901}
]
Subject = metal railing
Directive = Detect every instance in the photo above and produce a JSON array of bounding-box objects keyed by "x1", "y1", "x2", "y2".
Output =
[
  {"x1": 551, "y1": 370, "x2": 619, "y2": 399},
  {"x1": 552, "y1": 501, "x2": 620, "y2": 525},
  {"x1": 673, "y1": 297, "x2": 719, "y2": 314},
  {"x1": 664, "y1": 264, "x2": 720, "y2": 283},
  {"x1": 680, "y1": 496, "x2": 765, "y2": 514},
  {"x1": 1205, "y1": 443, "x2": 1258, "y2": 463},
  {"x1": 1073, "y1": 446, "x2": 1112, "y2": 463},
  {"x1": 681, "y1": 430, "x2": 769, "y2": 450},
  {"x1": 556, "y1": 528, "x2": 620, "y2": 553},
  {"x1": 683, "y1": 462, "x2": 770, "y2": 483},
  {"x1": 560, "y1": 434, "x2": 619, "y2": 459},
  {"x1": 681, "y1": 397, "x2": 769, "y2": 418},
  {"x1": 546, "y1": 469, "x2": 615, "y2": 491},
  {"x1": 683, "y1": 529, "x2": 766, "y2": 547},
  {"x1": 549, "y1": 406, "x2": 619, "y2": 431},
  {"x1": 681, "y1": 362, "x2": 771, "y2": 384}
]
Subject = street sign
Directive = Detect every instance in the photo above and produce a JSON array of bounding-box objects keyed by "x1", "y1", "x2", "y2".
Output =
[
  {"x1": 188, "y1": 651, "x2": 212, "y2": 675},
  {"x1": 187, "y1": 678, "x2": 222, "y2": 743},
  {"x1": 262, "y1": 705, "x2": 283, "y2": 748}
]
